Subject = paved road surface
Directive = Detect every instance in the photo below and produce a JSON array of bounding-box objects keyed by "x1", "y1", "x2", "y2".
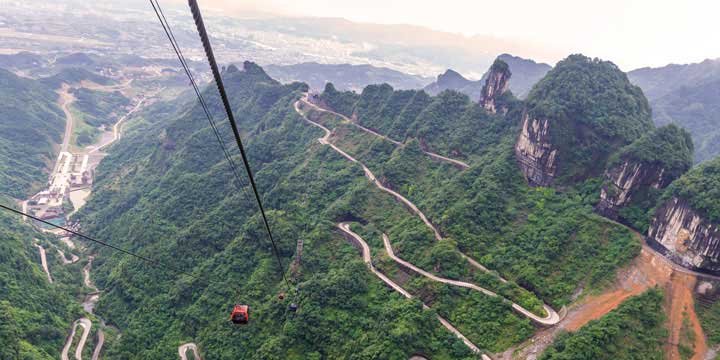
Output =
[
  {"x1": 338, "y1": 223, "x2": 489, "y2": 359},
  {"x1": 56, "y1": 248, "x2": 79, "y2": 264},
  {"x1": 300, "y1": 96, "x2": 470, "y2": 169},
  {"x1": 61, "y1": 318, "x2": 92, "y2": 360},
  {"x1": 383, "y1": 234, "x2": 559, "y2": 326},
  {"x1": 178, "y1": 343, "x2": 201, "y2": 360},
  {"x1": 34, "y1": 244, "x2": 53, "y2": 283},
  {"x1": 57, "y1": 85, "x2": 76, "y2": 154},
  {"x1": 91, "y1": 95, "x2": 149, "y2": 154},
  {"x1": 296, "y1": 101, "x2": 559, "y2": 325}
]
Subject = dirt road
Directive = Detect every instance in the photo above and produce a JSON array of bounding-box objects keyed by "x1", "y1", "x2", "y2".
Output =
[{"x1": 504, "y1": 242, "x2": 709, "y2": 360}]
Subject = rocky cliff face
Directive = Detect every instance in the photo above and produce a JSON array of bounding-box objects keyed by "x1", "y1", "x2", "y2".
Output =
[
  {"x1": 648, "y1": 197, "x2": 720, "y2": 273},
  {"x1": 480, "y1": 60, "x2": 511, "y2": 114},
  {"x1": 515, "y1": 112, "x2": 557, "y2": 186},
  {"x1": 596, "y1": 161, "x2": 668, "y2": 219}
]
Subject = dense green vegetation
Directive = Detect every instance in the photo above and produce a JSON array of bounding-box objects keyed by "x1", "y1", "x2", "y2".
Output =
[
  {"x1": 319, "y1": 82, "x2": 520, "y2": 160},
  {"x1": 696, "y1": 297, "x2": 720, "y2": 346},
  {"x1": 663, "y1": 155, "x2": 720, "y2": 223},
  {"x1": 0, "y1": 68, "x2": 64, "y2": 198},
  {"x1": 68, "y1": 88, "x2": 131, "y2": 146},
  {"x1": 540, "y1": 289, "x2": 666, "y2": 360},
  {"x1": 650, "y1": 78, "x2": 720, "y2": 163},
  {"x1": 74, "y1": 63, "x2": 479, "y2": 358},
  {"x1": 0, "y1": 206, "x2": 81, "y2": 359},
  {"x1": 525, "y1": 54, "x2": 653, "y2": 183},
  {"x1": 608, "y1": 124, "x2": 694, "y2": 179},
  {"x1": 70, "y1": 88, "x2": 131, "y2": 127},
  {"x1": 50, "y1": 56, "x2": 677, "y2": 358},
  {"x1": 321, "y1": 55, "x2": 640, "y2": 308},
  {"x1": 628, "y1": 59, "x2": 720, "y2": 163},
  {"x1": 608, "y1": 124, "x2": 694, "y2": 229}
]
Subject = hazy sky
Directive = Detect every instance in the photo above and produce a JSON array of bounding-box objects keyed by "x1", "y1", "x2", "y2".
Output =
[{"x1": 192, "y1": 0, "x2": 719, "y2": 70}]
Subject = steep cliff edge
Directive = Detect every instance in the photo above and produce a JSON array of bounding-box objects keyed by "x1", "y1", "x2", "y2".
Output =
[
  {"x1": 515, "y1": 54, "x2": 653, "y2": 187},
  {"x1": 515, "y1": 113, "x2": 557, "y2": 186},
  {"x1": 479, "y1": 59, "x2": 511, "y2": 114},
  {"x1": 597, "y1": 125, "x2": 693, "y2": 222},
  {"x1": 648, "y1": 198, "x2": 720, "y2": 273},
  {"x1": 649, "y1": 156, "x2": 720, "y2": 273}
]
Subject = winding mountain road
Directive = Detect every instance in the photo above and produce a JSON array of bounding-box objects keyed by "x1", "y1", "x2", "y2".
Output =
[
  {"x1": 178, "y1": 343, "x2": 201, "y2": 360},
  {"x1": 56, "y1": 248, "x2": 80, "y2": 264},
  {"x1": 91, "y1": 94, "x2": 150, "y2": 154},
  {"x1": 34, "y1": 243, "x2": 53, "y2": 283},
  {"x1": 295, "y1": 99, "x2": 560, "y2": 325},
  {"x1": 300, "y1": 96, "x2": 470, "y2": 169},
  {"x1": 57, "y1": 85, "x2": 76, "y2": 154},
  {"x1": 383, "y1": 234, "x2": 559, "y2": 326},
  {"x1": 61, "y1": 318, "x2": 92, "y2": 360},
  {"x1": 338, "y1": 223, "x2": 490, "y2": 359}
]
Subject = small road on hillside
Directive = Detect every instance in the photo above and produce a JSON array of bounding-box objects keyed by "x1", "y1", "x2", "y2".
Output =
[
  {"x1": 338, "y1": 223, "x2": 490, "y2": 359},
  {"x1": 34, "y1": 243, "x2": 53, "y2": 283},
  {"x1": 91, "y1": 91, "x2": 156, "y2": 154},
  {"x1": 295, "y1": 100, "x2": 559, "y2": 325},
  {"x1": 178, "y1": 343, "x2": 202, "y2": 360},
  {"x1": 61, "y1": 318, "x2": 92, "y2": 360},
  {"x1": 57, "y1": 85, "x2": 76, "y2": 154},
  {"x1": 300, "y1": 96, "x2": 470, "y2": 169},
  {"x1": 383, "y1": 233, "x2": 559, "y2": 325}
]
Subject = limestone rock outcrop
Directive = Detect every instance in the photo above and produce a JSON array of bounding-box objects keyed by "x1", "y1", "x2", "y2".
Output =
[
  {"x1": 480, "y1": 59, "x2": 511, "y2": 114},
  {"x1": 514, "y1": 112, "x2": 557, "y2": 187},
  {"x1": 596, "y1": 161, "x2": 668, "y2": 219},
  {"x1": 648, "y1": 197, "x2": 720, "y2": 273},
  {"x1": 596, "y1": 124, "x2": 693, "y2": 219}
]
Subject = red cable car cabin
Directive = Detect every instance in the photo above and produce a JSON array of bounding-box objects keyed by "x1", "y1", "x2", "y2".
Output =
[{"x1": 230, "y1": 304, "x2": 249, "y2": 324}]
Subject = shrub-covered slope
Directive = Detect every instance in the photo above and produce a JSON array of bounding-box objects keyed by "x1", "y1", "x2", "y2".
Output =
[
  {"x1": 74, "y1": 62, "x2": 479, "y2": 359},
  {"x1": 0, "y1": 208, "x2": 80, "y2": 359},
  {"x1": 0, "y1": 68, "x2": 64, "y2": 198}
]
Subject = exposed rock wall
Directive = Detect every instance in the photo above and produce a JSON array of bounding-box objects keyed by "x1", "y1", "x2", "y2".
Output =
[
  {"x1": 515, "y1": 112, "x2": 557, "y2": 187},
  {"x1": 597, "y1": 160, "x2": 668, "y2": 218},
  {"x1": 648, "y1": 197, "x2": 720, "y2": 273},
  {"x1": 480, "y1": 61, "x2": 511, "y2": 114}
]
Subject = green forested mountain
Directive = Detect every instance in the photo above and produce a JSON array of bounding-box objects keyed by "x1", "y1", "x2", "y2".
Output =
[
  {"x1": 319, "y1": 82, "x2": 520, "y2": 159},
  {"x1": 265, "y1": 62, "x2": 431, "y2": 92},
  {"x1": 0, "y1": 68, "x2": 65, "y2": 198},
  {"x1": 649, "y1": 78, "x2": 720, "y2": 163},
  {"x1": 628, "y1": 59, "x2": 720, "y2": 163},
  {"x1": 64, "y1": 56, "x2": 654, "y2": 358},
  {"x1": 607, "y1": 124, "x2": 694, "y2": 229},
  {"x1": 662, "y1": 155, "x2": 720, "y2": 223},
  {"x1": 0, "y1": 209, "x2": 81, "y2": 359},
  {"x1": 423, "y1": 54, "x2": 551, "y2": 100},
  {"x1": 525, "y1": 54, "x2": 654, "y2": 183},
  {"x1": 74, "y1": 62, "x2": 479, "y2": 359}
]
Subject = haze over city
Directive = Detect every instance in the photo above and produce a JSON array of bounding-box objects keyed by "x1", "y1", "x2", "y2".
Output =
[{"x1": 179, "y1": 0, "x2": 720, "y2": 70}]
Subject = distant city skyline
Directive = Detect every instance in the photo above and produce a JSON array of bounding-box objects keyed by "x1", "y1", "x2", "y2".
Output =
[{"x1": 180, "y1": 0, "x2": 720, "y2": 70}]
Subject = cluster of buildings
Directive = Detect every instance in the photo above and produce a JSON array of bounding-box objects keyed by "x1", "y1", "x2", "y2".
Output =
[{"x1": 27, "y1": 151, "x2": 94, "y2": 221}]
